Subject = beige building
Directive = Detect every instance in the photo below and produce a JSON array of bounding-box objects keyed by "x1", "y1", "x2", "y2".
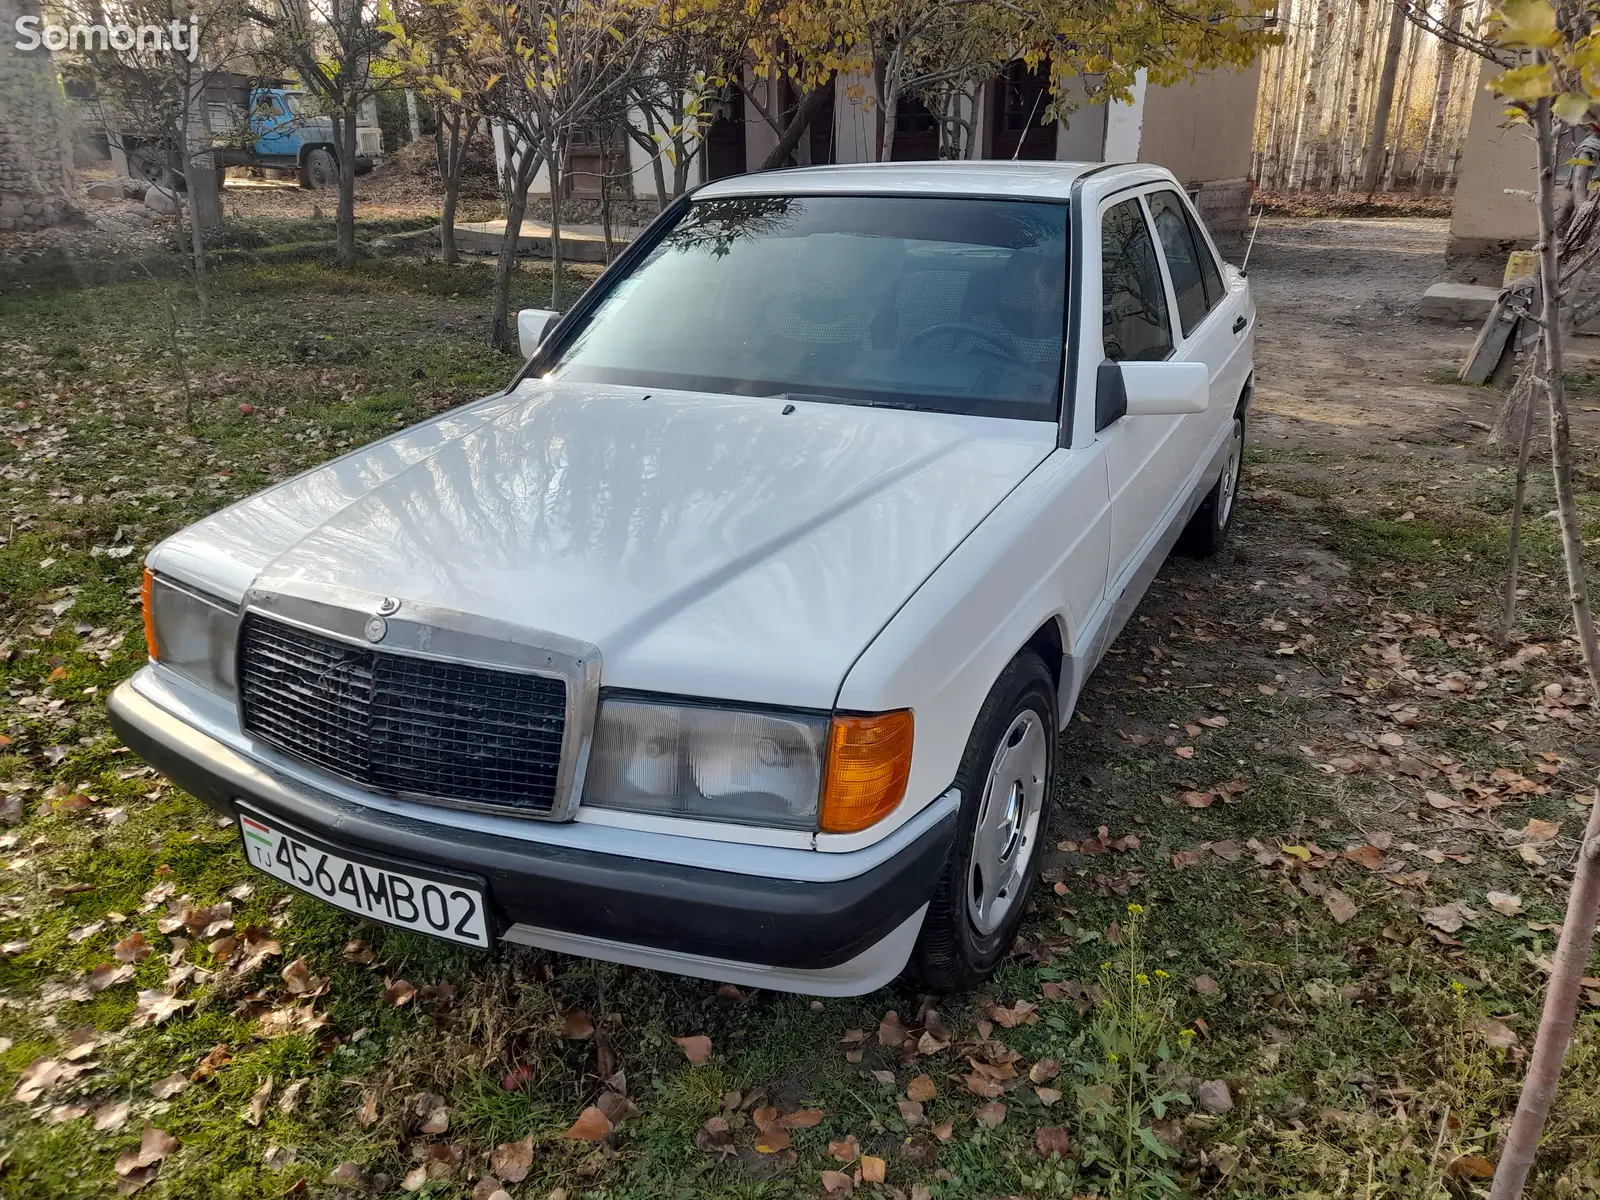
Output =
[{"x1": 1446, "y1": 57, "x2": 1538, "y2": 283}]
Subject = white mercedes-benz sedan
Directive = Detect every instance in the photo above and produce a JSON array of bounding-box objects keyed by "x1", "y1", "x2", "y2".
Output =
[{"x1": 109, "y1": 161, "x2": 1254, "y2": 996}]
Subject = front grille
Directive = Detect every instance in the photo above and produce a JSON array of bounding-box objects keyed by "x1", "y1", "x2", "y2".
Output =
[{"x1": 238, "y1": 613, "x2": 566, "y2": 813}]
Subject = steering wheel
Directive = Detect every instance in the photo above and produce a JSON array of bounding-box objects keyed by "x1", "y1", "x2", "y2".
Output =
[{"x1": 906, "y1": 321, "x2": 1028, "y2": 365}]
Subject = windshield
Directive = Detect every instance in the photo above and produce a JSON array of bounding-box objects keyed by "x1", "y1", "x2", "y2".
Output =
[
  {"x1": 549, "y1": 194, "x2": 1068, "y2": 420},
  {"x1": 282, "y1": 93, "x2": 309, "y2": 117}
]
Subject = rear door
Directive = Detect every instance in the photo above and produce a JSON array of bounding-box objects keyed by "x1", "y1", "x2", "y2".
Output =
[{"x1": 1144, "y1": 189, "x2": 1247, "y2": 470}]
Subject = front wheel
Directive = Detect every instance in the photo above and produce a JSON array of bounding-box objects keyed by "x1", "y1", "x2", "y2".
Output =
[
  {"x1": 1176, "y1": 412, "x2": 1244, "y2": 558},
  {"x1": 910, "y1": 650, "x2": 1057, "y2": 993},
  {"x1": 303, "y1": 148, "x2": 337, "y2": 190}
]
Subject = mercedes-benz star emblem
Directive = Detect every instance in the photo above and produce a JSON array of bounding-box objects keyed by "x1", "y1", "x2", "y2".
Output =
[{"x1": 364, "y1": 616, "x2": 388, "y2": 643}]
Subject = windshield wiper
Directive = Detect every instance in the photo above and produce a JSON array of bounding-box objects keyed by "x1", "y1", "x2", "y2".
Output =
[{"x1": 767, "y1": 391, "x2": 925, "y2": 412}]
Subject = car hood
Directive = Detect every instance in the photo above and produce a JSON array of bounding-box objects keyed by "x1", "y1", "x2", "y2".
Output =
[{"x1": 151, "y1": 380, "x2": 1054, "y2": 708}]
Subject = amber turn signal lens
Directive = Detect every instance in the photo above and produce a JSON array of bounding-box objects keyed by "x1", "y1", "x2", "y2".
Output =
[
  {"x1": 819, "y1": 710, "x2": 913, "y2": 833},
  {"x1": 141, "y1": 568, "x2": 159, "y2": 661}
]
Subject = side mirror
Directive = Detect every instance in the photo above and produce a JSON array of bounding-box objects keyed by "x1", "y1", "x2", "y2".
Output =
[
  {"x1": 1096, "y1": 360, "x2": 1209, "y2": 428},
  {"x1": 517, "y1": 308, "x2": 560, "y2": 360}
]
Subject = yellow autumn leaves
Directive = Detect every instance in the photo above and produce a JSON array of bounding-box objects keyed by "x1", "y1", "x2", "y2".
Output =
[{"x1": 1487, "y1": 0, "x2": 1600, "y2": 124}]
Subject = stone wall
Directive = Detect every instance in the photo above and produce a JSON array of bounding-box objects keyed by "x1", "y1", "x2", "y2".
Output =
[{"x1": 0, "y1": 0, "x2": 77, "y2": 230}]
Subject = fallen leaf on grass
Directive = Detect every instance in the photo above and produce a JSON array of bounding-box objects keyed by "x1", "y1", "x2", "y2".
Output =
[
  {"x1": 1192, "y1": 975, "x2": 1221, "y2": 997},
  {"x1": 94, "y1": 1101, "x2": 130, "y2": 1132},
  {"x1": 1343, "y1": 844, "x2": 1384, "y2": 870},
  {"x1": 828, "y1": 1135, "x2": 861, "y2": 1162},
  {"x1": 1422, "y1": 903, "x2": 1477, "y2": 934},
  {"x1": 1448, "y1": 1154, "x2": 1496, "y2": 1180},
  {"x1": 877, "y1": 1010, "x2": 909, "y2": 1046},
  {"x1": 820, "y1": 1168, "x2": 854, "y2": 1196},
  {"x1": 355, "y1": 1089, "x2": 380, "y2": 1127},
  {"x1": 114, "y1": 1127, "x2": 179, "y2": 1194},
  {"x1": 190, "y1": 1044, "x2": 230, "y2": 1081},
  {"x1": 243, "y1": 1075, "x2": 273, "y2": 1126},
  {"x1": 88, "y1": 963, "x2": 135, "y2": 992},
  {"x1": 1035, "y1": 1126, "x2": 1072, "y2": 1157},
  {"x1": 130, "y1": 988, "x2": 191, "y2": 1028},
  {"x1": 674, "y1": 1035, "x2": 712, "y2": 1064},
  {"x1": 1517, "y1": 818, "x2": 1561, "y2": 843},
  {"x1": 113, "y1": 932, "x2": 152, "y2": 964},
  {"x1": 490, "y1": 1137, "x2": 533, "y2": 1183},
  {"x1": 897, "y1": 1099, "x2": 924, "y2": 1125},
  {"x1": 412, "y1": 1092, "x2": 449, "y2": 1134},
  {"x1": 150, "y1": 1073, "x2": 188, "y2": 1100},
  {"x1": 1027, "y1": 1059, "x2": 1059, "y2": 1084},
  {"x1": 341, "y1": 939, "x2": 373, "y2": 964},
  {"x1": 755, "y1": 1125, "x2": 791, "y2": 1153},
  {"x1": 1034, "y1": 1086, "x2": 1062, "y2": 1106},
  {"x1": 385, "y1": 979, "x2": 416, "y2": 1007},
  {"x1": 860, "y1": 1155, "x2": 886, "y2": 1183},
  {"x1": 561, "y1": 1008, "x2": 595, "y2": 1040},
  {"x1": 975, "y1": 1101, "x2": 1007, "y2": 1127},
  {"x1": 1488, "y1": 890, "x2": 1524, "y2": 916},
  {"x1": 1323, "y1": 889, "x2": 1359, "y2": 925},
  {"x1": 561, "y1": 1105, "x2": 612, "y2": 1141},
  {"x1": 277, "y1": 1079, "x2": 307, "y2": 1114},
  {"x1": 256, "y1": 1004, "x2": 326, "y2": 1038},
  {"x1": 281, "y1": 958, "x2": 327, "y2": 997},
  {"x1": 1474, "y1": 1017, "x2": 1518, "y2": 1050},
  {"x1": 780, "y1": 1107, "x2": 825, "y2": 1128},
  {"x1": 907, "y1": 1074, "x2": 938, "y2": 1102}
]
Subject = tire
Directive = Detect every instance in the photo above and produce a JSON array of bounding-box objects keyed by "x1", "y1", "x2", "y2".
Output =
[
  {"x1": 304, "y1": 148, "x2": 337, "y2": 190},
  {"x1": 1176, "y1": 411, "x2": 1245, "y2": 558},
  {"x1": 910, "y1": 650, "x2": 1058, "y2": 993}
]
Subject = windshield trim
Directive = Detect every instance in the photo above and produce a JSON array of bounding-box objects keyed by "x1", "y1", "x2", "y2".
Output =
[{"x1": 518, "y1": 190, "x2": 1072, "y2": 423}]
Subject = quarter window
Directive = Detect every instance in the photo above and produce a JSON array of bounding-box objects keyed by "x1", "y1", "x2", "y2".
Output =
[
  {"x1": 1148, "y1": 190, "x2": 1222, "y2": 337},
  {"x1": 1100, "y1": 199, "x2": 1172, "y2": 363}
]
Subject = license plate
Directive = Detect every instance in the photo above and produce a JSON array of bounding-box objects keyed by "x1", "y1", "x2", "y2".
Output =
[{"x1": 237, "y1": 807, "x2": 491, "y2": 948}]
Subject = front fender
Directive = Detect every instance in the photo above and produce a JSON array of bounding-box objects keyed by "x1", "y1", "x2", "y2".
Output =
[{"x1": 827, "y1": 444, "x2": 1110, "y2": 850}]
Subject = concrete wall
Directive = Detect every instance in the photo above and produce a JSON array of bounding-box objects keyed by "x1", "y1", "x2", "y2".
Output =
[
  {"x1": 1135, "y1": 62, "x2": 1260, "y2": 236},
  {"x1": 0, "y1": 0, "x2": 76, "y2": 230},
  {"x1": 1447, "y1": 59, "x2": 1537, "y2": 283}
]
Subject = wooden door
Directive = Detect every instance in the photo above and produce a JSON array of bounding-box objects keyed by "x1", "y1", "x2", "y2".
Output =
[{"x1": 988, "y1": 62, "x2": 1057, "y2": 161}]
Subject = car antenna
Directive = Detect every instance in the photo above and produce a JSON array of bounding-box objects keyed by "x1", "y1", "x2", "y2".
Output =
[{"x1": 1240, "y1": 207, "x2": 1263, "y2": 275}]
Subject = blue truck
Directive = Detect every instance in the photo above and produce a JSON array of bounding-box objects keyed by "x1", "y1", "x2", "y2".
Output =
[{"x1": 115, "y1": 80, "x2": 383, "y2": 190}]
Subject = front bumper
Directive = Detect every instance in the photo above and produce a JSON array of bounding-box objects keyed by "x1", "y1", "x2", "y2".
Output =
[{"x1": 108, "y1": 676, "x2": 955, "y2": 994}]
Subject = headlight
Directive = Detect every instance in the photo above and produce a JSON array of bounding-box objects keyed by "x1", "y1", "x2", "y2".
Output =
[
  {"x1": 142, "y1": 568, "x2": 238, "y2": 698},
  {"x1": 582, "y1": 697, "x2": 828, "y2": 829}
]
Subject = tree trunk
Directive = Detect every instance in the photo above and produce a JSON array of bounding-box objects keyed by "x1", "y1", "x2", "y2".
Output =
[
  {"x1": 405, "y1": 88, "x2": 422, "y2": 144},
  {"x1": 336, "y1": 110, "x2": 358, "y2": 268},
  {"x1": 1415, "y1": 0, "x2": 1467, "y2": 194},
  {"x1": 757, "y1": 83, "x2": 832, "y2": 171},
  {"x1": 1497, "y1": 365, "x2": 1539, "y2": 645},
  {"x1": 1336, "y1": 0, "x2": 1372, "y2": 190},
  {"x1": 178, "y1": 98, "x2": 211, "y2": 326},
  {"x1": 1362, "y1": 0, "x2": 1408, "y2": 195},
  {"x1": 1287, "y1": 0, "x2": 1335, "y2": 190},
  {"x1": 1488, "y1": 94, "x2": 1600, "y2": 1199},
  {"x1": 490, "y1": 147, "x2": 537, "y2": 352},
  {"x1": 438, "y1": 112, "x2": 474, "y2": 266},
  {"x1": 1384, "y1": 19, "x2": 1422, "y2": 190},
  {"x1": 548, "y1": 146, "x2": 564, "y2": 310}
]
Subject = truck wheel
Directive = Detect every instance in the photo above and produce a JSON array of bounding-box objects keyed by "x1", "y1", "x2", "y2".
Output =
[
  {"x1": 304, "y1": 149, "x2": 337, "y2": 190},
  {"x1": 1176, "y1": 412, "x2": 1244, "y2": 558},
  {"x1": 910, "y1": 650, "x2": 1057, "y2": 993},
  {"x1": 128, "y1": 144, "x2": 176, "y2": 191}
]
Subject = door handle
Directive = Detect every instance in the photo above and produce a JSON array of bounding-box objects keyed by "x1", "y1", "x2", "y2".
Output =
[{"x1": 1233, "y1": 315, "x2": 1249, "y2": 335}]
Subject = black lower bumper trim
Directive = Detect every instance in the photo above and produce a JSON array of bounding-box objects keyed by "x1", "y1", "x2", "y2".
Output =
[{"x1": 109, "y1": 682, "x2": 954, "y2": 970}]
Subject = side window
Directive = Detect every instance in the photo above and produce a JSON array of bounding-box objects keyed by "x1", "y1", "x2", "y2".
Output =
[
  {"x1": 1100, "y1": 199, "x2": 1172, "y2": 364},
  {"x1": 1147, "y1": 190, "x2": 1216, "y2": 337}
]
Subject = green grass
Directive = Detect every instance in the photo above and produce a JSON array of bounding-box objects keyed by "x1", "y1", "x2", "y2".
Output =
[{"x1": 0, "y1": 251, "x2": 1595, "y2": 1198}]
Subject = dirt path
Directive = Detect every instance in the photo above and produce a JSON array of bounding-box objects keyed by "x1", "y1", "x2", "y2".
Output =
[{"x1": 1249, "y1": 215, "x2": 1600, "y2": 457}]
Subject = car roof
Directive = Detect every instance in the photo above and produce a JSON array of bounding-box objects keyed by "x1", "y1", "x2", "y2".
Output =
[{"x1": 694, "y1": 160, "x2": 1167, "y2": 202}]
